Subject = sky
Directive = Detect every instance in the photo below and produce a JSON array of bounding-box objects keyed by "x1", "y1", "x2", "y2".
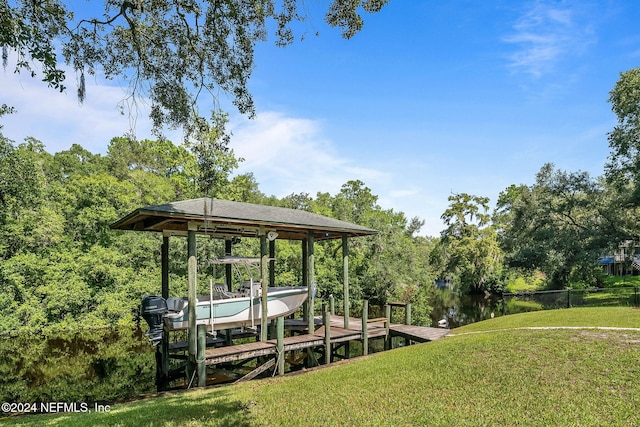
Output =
[{"x1": 2, "y1": 0, "x2": 640, "y2": 237}]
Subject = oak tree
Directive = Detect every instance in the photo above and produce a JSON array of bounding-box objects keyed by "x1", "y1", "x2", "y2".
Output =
[{"x1": 1, "y1": 0, "x2": 389, "y2": 136}]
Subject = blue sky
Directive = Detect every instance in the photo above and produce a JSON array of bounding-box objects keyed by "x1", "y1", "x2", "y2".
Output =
[{"x1": 2, "y1": 1, "x2": 640, "y2": 236}]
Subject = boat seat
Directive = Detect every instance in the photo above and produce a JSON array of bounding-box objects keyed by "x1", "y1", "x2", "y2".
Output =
[
  {"x1": 240, "y1": 280, "x2": 262, "y2": 296},
  {"x1": 213, "y1": 283, "x2": 238, "y2": 299}
]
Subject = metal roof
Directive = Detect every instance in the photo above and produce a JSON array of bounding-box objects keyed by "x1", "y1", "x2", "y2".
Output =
[{"x1": 110, "y1": 198, "x2": 377, "y2": 241}]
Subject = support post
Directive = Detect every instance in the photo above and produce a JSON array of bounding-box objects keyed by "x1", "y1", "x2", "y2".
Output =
[
  {"x1": 404, "y1": 303, "x2": 412, "y2": 346},
  {"x1": 323, "y1": 308, "x2": 331, "y2": 365},
  {"x1": 197, "y1": 324, "x2": 206, "y2": 387},
  {"x1": 329, "y1": 294, "x2": 335, "y2": 315},
  {"x1": 187, "y1": 224, "x2": 198, "y2": 380},
  {"x1": 277, "y1": 316, "x2": 285, "y2": 375},
  {"x1": 161, "y1": 235, "x2": 169, "y2": 299},
  {"x1": 260, "y1": 233, "x2": 269, "y2": 341},
  {"x1": 158, "y1": 234, "x2": 170, "y2": 391},
  {"x1": 384, "y1": 303, "x2": 391, "y2": 350},
  {"x1": 302, "y1": 239, "x2": 308, "y2": 323},
  {"x1": 269, "y1": 239, "x2": 275, "y2": 287},
  {"x1": 307, "y1": 231, "x2": 315, "y2": 333},
  {"x1": 342, "y1": 234, "x2": 349, "y2": 329},
  {"x1": 362, "y1": 299, "x2": 369, "y2": 356},
  {"x1": 269, "y1": 319, "x2": 276, "y2": 340},
  {"x1": 225, "y1": 239, "x2": 232, "y2": 291}
]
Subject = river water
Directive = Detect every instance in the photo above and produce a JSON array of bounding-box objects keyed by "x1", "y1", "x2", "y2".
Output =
[{"x1": 428, "y1": 289, "x2": 505, "y2": 328}]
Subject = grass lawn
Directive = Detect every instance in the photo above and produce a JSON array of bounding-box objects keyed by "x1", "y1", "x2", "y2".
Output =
[
  {"x1": 600, "y1": 275, "x2": 640, "y2": 288},
  {"x1": 3, "y1": 307, "x2": 640, "y2": 426}
]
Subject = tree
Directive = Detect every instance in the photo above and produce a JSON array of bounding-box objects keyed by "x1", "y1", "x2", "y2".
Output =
[
  {"x1": 439, "y1": 193, "x2": 503, "y2": 293},
  {"x1": 605, "y1": 68, "x2": 640, "y2": 236},
  {"x1": 49, "y1": 143, "x2": 107, "y2": 180},
  {"x1": 501, "y1": 164, "x2": 614, "y2": 289},
  {"x1": 0, "y1": 137, "x2": 44, "y2": 225},
  {"x1": 2, "y1": 0, "x2": 388, "y2": 136},
  {"x1": 225, "y1": 172, "x2": 265, "y2": 203},
  {"x1": 185, "y1": 113, "x2": 240, "y2": 197},
  {"x1": 107, "y1": 136, "x2": 199, "y2": 198}
]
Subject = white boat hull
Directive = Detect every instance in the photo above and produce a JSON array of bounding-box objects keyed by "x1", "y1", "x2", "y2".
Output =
[{"x1": 164, "y1": 286, "x2": 308, "y2": 331}]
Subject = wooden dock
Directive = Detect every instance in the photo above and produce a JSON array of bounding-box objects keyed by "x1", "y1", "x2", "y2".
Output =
[
  {"x1": 195, "y1": 314, "x2": 449, "y2": 382},
  {"x1": 389, "y1": 324, "x2": 450, "y2": 342}
]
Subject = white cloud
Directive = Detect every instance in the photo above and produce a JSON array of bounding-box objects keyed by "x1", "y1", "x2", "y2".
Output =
[
  {"x1": 228, "y1": 112, "x2": 455, "y2": 236},
  {"x1": 0, "y1": 57, "x2": 178, "y2": 154},
  {"x1": 504, "y1": 1, "x2": 596, "y2": 77},
  {"x1": 229, "y1": 111, "x2": 389, "y2": 197}
]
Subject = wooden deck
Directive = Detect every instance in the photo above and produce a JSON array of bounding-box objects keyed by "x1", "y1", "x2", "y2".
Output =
[
  {"x1": 389, "y1": 324, "x2": 450, "y2": 342},
  {"x1": 205, "y1": 340, "x2": 276, "y2": 365},
  {"x1": 325, "y1": 314, "x2": 450, "y2": 342},
  {"x1": 202, "y1": 315, "x2": 449, "y2": 367}
]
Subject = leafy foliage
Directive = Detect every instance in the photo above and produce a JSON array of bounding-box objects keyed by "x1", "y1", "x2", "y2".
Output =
[
  {"x1": 438, "y1": 193, "x2": 503, "y2": 293},
  {"x1": 0, "y1": 134, "x2": 439, "y2": 332},
  {"x1": 498, "y1": 164, "x2": 617, "y2": 289},
  {"x1": 0, "y1": 130, "x2": 236, "y2": 333},
  {"x1": 605, "y1": 68, "x2": 640, "y2": 237},
  {"x1": 1, "y1": 0, "x2": 388, "y2": 136}
]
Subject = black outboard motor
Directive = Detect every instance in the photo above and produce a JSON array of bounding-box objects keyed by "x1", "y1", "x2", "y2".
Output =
[{"x1": 141, "y1": 295, "x2": 167, "y2": 345}]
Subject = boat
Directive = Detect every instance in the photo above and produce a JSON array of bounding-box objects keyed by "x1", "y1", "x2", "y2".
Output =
[{"x1": 141, "y1": 256, "x2": 309, "y2": 344}]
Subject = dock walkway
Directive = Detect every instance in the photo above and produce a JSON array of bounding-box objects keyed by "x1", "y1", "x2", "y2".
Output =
[
  {"x1": 389, "y1": 324, "x2": 450, "y2": 342},
  {"x1": 202, "y1": 315, "x2": 448, "y2": 367}
]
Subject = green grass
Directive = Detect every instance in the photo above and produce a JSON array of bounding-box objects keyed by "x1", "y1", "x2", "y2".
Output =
[
  {"x1": 455, "y1": 306, "x2": 640, "y2": 333},
  {"x1": 4, "y1": 307, "x2": 640, "y2": 426},
  {"x1": 600, "y1": 275, "x2": 640, "y2": 288},
  {"x1": 504, "y1": 274, "x2": 544, "y2": 292}
]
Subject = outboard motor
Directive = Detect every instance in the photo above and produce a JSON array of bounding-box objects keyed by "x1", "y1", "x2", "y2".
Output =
[{"x1": 141, "y1": 295, "x2": 167, "y2": 345}]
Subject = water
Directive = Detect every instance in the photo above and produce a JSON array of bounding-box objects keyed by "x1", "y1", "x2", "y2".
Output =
[
  {"x1": 0, "y1": 327, "x2": 155, "y2": 405},
  {"x1": 428, "y1": 289, "x2": 505, "y2": 328}
]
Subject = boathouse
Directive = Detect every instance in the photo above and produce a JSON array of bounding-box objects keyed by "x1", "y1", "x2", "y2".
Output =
[{"x1": 111, "y1": 197, "x2": 448, "y2": 389}]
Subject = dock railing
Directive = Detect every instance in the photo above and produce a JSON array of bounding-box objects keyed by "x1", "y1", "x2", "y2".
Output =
[{"x1": 385, "y1": 302, "x2": 412, "y2": 348}]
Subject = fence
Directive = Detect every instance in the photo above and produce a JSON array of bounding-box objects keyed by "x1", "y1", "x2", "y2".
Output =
[{"x1": 502, "y1": 287, "x2": 640, "y2": 315}]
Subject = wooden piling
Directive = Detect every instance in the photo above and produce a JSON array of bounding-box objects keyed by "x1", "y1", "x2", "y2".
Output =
[
  {"x1": 404, "y1": 303, "x2": 412, "y2": 346},
  {"x1": 260, "y1": 233, "x2": 268, "y2": 342},
  {"x1": 225, "y1": 239, "x2": 232, "y2": 291},
  {"x1": 307, "y1": 231, "x2": 315, "y2": 333},
  {"x1": 277, "y1": 316, "x2": 285, "y2": 375},
  {"x1": 323, "y1": 308, "x2": 331, "y2": 365},
  {"x1": 342, "y1": 234, "x2": 349, "y2": 329},
  {"x1": 197, "y1": 324, "x2": 206, "y2": 387},
  {"x1": 302, "y1": 239, "x2": 308, "y2": 323},
  {"x1": 158, "y1": 234, "x2": 170, "y2": 391},
  {"x1": 362, "y1": 299, "x2": 369, "y2": 356},
  {"x1": 269, "y1": 239, "x2": 275, "y2": 287},
  {"x1": 187, "y1": 225, "x2": 197, "y2": 376},
  {"x1": 384, "y1": 303, "x2": 391, "y2": 350}
]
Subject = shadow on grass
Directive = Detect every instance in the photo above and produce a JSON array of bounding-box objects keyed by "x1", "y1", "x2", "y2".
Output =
[{"x1": 3, "y1": 388, "x2": 255, "y2": 427}]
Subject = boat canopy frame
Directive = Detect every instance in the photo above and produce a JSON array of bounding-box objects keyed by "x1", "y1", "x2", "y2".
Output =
[{"x1": 110, "y1": 197, "x2": 377, "y2": 389}]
